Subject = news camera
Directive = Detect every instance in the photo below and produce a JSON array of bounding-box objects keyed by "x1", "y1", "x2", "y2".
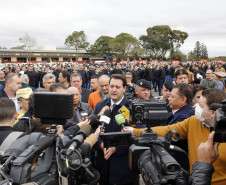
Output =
[
  {"x1": 129, "y1": 99, "x2": 168, "y2": 128},
  {"x1": 102, "y1": 99, "x2": 185, "y2": 185},
  {"x1": 0, "y1": 92, "x2": 99, "y2": 185},
  {"x1": 211, "y1": 99, "x2": 226, "y2": 143}
]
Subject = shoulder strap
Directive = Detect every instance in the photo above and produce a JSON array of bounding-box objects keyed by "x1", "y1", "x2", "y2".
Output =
[{"x1": 0, "y1": 132, "x2": 23, "y2": 156}]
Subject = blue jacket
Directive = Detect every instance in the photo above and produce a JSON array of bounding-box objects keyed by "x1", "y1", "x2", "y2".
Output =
[
  {"x1": 0, "y1": 87, "x2": 8, "y2": 98},
  {"x1": 93, "y1": 96, "x2": 133, "y2": 184},
  {"x1": 167, "y1": 102, "x2": 194, "y2": 125}
]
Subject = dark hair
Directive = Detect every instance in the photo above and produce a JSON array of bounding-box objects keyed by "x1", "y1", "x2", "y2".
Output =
[
  {"x1": 110, "y1": 74, "x2": 126, "y2": 87},
  {"x1": 91, "y1": 75, "x2": 99, "y2": 80},
  {"x1": 5, "y1": 73, "x2": 19, "y2": 84},
  {"x1": 70, "y1": 72, "x2": 82, "y2": 81},
  {"x1": 60, "y1": 70, "x2": 70, "y2": 83},
  {"x1": 193, "y1": 85, "x2": 207, "y2": 96},
  {"x1": 202, "y1": 89, "x2": 226, "y2": 108},
  {"x1": 50, "y1": 83, "x2": 67, "y2": 92},
  {"x1": 174, "y1": 83, "x2": 194, "y2": 104},
  {"x1": 175, "y1": 69, "x2": 188, "y2": 79},
  {"x1": 163, "y1": 81, "x2": 174, "y2": 91},
  {"x1": 0, "y1": 98, "x2": 16, "y2": 122}
]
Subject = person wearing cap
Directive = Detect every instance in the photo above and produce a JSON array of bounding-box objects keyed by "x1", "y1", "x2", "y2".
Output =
[
  {"x1": 13, "y1": 88, "x2": 33, "y2": 131},
  {"x1": 135, "y1": 79, "x2": 151, "y2": 100},
  {"x1": 212, "y1": 73, "x2": 224, "y2": 90},
  {"x1": 214, "y1": 63, "x2": 225, "y2": 72},
  {"x1": 16, "y1": 88, "x2": 33, "y2": 115}
]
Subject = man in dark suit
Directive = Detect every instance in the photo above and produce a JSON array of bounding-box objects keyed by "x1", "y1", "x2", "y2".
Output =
[
  {"x1": 167, "y1": 83, "x2": 194, "y2": 125},
  {"x1": 93, "y1": 74, "x2": 133, "y2": 185},
  {"x1": 70, "y1": 73, "x2": 92, "y2": 103}
]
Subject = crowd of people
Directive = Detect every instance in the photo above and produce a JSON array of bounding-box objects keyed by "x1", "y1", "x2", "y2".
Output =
[{"x1": 0, "y1": 60, "x2": 226, "y2": 185}]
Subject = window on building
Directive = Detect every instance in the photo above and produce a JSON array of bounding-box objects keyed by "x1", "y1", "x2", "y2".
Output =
[
  {"x1": 42, "y1": 58, "x2": 49, "y2": 61},
  {"x1": 51, "y1": 58, "x2": 59, "y2": 62},
  {"x1": 63, "y1": 58, "x2": 70, "y2": 61},
  {"x1": 17, "y1": 57, "x2": 27, "y2": 62},
  {"x1": 30, "y1": 57, "x2": 36, "y2": 61},
  {"x1": 2, "y1": 57, "x2": 11, "y2": 62}
]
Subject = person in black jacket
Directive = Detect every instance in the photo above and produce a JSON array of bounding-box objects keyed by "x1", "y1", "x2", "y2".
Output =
[
  {"x1": 144, "y1": 62, "x2": 153, "y2": 86},
  {"x1": 0, "y1": 98, "x2": 19, "y2": 145},
  {"x1": 24, "y1": 64, "x2": 38, "y2": 88},
  {"x1": 111, "y1": 63, "x2": 123, "y2": 75},
  {"x1": 157, "y1": 64, "x2": 165, "y2": 96},
  {"x1": 78, "y1": 64, "x2": 87, "y2": 88},
  {"x1": 52, "y1": 64, "x2": 62, "y2": 83},
  {"x1": 93, "y1": 74, "x2": 133, "y2": 185}
]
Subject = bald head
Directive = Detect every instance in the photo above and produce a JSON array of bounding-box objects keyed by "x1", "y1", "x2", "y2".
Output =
[
  {"x1": 98, "y1": 75, "x2": 110, "y2": 95},
  {"x1": 67, "y1": 87, "x2": 80, "y2": 106}
]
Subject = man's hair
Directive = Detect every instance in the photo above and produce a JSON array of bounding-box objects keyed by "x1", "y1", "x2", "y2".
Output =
[
  {"x1": 125, "y1": 72, "x2": 132, "y2": 77},
  {"x1": 174, "y1": 83, "x2": 194, "y2": 104},
  {"x1": 163, "y1": 81, "x2": 174, "y2": 91},
  {"x1": 193, "y1": 85, "x2": 207, "y2": 96},
  {"x1": 20, "y1": 74, "x2": 29, "y2": 83},
  {"x1": 5, "y1": 73, "x2": 19, "y2": 84},
  {"x1": 202, "y1": 89, "x2": 226, "y2": 108},
  {"x1": 42, "y1": 74, "x2": 56, "y2": 83},
  {"x1": 91, "y1": 75, "x2": 99, "y2": 80},
  {"x1": 175, "y1": 69, "x2": 188, "y2": 79},
  {"x1": 50, "y1": 83, "x2": 67, "y2": 92},
  {"x1": 0, "y1": 98, "x2": 16, "y2": 122},
  {"x1": 70, "y1": 72, "x2": 82, "y2": 82},
  {"x1": 60, "y1": 70, "x2": 70, "y2": 83},
  {"x1": 110, "y1": 74, "x2": 126, "y2": 87}
]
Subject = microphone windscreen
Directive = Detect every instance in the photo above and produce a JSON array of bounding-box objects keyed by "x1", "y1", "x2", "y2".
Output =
[
  {"x1": 79, "y1": 124, "x2": 92, "y2": 136},
  {"x1": 104, "y1": 109, "x2": 111, "y2": 117},
  {"x1": 210, "y1": 103, "x2": 222, "y2": 111},
  {"x1": 115, "y1": 114, "x2": 126, "y2": 126}
]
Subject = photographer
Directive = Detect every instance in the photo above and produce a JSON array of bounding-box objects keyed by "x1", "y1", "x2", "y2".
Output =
[{"x1": 123, "y1": 89, "x2": 226, "y2": 185}]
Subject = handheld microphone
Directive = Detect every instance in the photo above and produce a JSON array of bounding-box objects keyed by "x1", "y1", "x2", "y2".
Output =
[
  {"x1": 66, "y1": 124, "x2": 92, "y2": 156},
  {"x1": 99, "y1": 109, "x2": 111, "y2": 133},
  {"x1": 115, "y1": 114, "x2": 126, "y2": 129}
]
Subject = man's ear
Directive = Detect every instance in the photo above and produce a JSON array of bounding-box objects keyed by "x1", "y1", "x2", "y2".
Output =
[
  {"x1": 211, "y1": 110, "x2": 216, "y2": 118},
  {"x1": 14, "y1": 112, "x2": 19, "y2": 121}
]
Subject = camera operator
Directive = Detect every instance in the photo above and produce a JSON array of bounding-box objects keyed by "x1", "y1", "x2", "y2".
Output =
[{"x1": 123, "y1": 89, "x2": 226, "y2": 185}]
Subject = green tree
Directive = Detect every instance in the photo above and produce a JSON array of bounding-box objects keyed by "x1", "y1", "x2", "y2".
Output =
[
  {"x1": 109, "y1": 33, "x2": 139, "y2": 60},
  {"x1": 200, "y1": 43, "x2": 208, "y2": 59},
  {"x1": 140, "y1": 25, "x2": 188, "y2": 60},
  {"x1": 170, "y1": 50, "x2": 187, "y2": 62},
  {"x1": 193, "y1": 41, "x2": 202, "y2": 59},
  {"x1": 65, "y1": 31, "x2": 89, "y2": 61},
  {"x1": 89, "y1": 36, "x2": 113, "y2": 56}
]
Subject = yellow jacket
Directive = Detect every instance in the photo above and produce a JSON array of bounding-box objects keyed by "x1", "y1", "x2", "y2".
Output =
[{"x1": 133, "y1": 115, "x2": 226, "y2": 185}]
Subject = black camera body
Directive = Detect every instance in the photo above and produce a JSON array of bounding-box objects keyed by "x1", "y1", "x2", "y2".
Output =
[
  {"x1": 213, "y1": 99, "x2": 226, "y2": 142},
  {"x1": 130, "y1": 99, "x2": 168, "y2": 127},
  {"x1": 103, "y1": 130, "x2": 181, "y2": 185}
]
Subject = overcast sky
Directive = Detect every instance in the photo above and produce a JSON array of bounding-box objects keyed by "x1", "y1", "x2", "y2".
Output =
[{"x1": 0, "y1": 0, "x2": 226, "y2": 57}]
